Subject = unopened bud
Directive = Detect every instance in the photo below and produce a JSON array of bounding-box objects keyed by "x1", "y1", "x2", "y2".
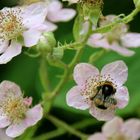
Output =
[{"x1": 36, "y1": 32, "x2": 56, "y2": 54}]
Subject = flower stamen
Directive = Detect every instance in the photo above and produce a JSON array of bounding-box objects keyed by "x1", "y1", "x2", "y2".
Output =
[
  {"x1": 0, "y1": 93, "x2": 28, "y2": 123},
  {"x1": 0, "y1": 8, "x2": 24, "y2": 41}
]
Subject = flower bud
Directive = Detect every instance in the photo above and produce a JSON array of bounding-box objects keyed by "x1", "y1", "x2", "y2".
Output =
[
  {"x1": 36, "y1": 32, "x2": 56, "y2": 54},
  {"x1": 134, "y1": 0, "x2": 140, "y2": 9}
]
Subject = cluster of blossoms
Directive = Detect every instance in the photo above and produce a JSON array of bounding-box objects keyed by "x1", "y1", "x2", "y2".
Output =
[
  {"x1": 0, "y1": 0, "x2": 75, "y2": 64},
  {"x1": 0, "y1": 0, "x2": 140, "y2": 139}
]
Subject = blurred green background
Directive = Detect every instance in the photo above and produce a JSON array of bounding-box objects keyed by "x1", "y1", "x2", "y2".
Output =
[{"x1": 0, "y1": 0, "x2": 140, "y2": 139}]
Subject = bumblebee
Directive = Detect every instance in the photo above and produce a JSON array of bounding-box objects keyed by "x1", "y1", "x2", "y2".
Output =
[{"x1": 91, "y1": 81, "x2": 117, "y2": 110}]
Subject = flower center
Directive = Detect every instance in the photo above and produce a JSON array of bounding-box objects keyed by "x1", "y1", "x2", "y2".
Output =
[
  {"x1": 0, "y1": 8, "x2": 24, "y2": 41},
  {"x1": 106, "y1": 24, "x2": 128, "y2": 44},
  {"x1": 100, "y1": 16, "x2": 128, "y2": 44},
  {"x1": 0, "y1": 94, "x2": 28, "y2": 123}
]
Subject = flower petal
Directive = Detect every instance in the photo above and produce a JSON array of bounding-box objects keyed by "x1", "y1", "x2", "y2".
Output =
[
  {"x1": 42, "y1": 21, "x2": 57, "y2": 32},
  {"x1": 0, "y1": 129, "x2": 12, "y2": 140},
  {"x1": 47, "y1": 9, "x2": 76, "y2": 22},
  {"x1": 74, "y1": 63, "x2": 99, "y2": 86},
  {"x1": 122, "y1": 119, "x2": 140, "y2": 140},
  {"x1": 87, "y1": 34, "x2": 109, "y2": 49},
  {"x1": 6, "y1": 121, "x2": 27, "y2": 138},
  {"x1": 115, "y1": 86, "x2": 129, "y2": 109},
  {"x1": 102, "y1": 117, "x2": 123, "y2": 137},
  {"x1": 89, "y1": 105, "x2": 115, "y2": 121},
  {"x1": 0, "y1": 81, "x2": 22, "y2": 98},
  {"x1": 110, "y1": 42, "x2": 135, "y2": 57},
  {"x1": 0, "y1": 41, "x2": 22, "y2": 64},
  {"x1": 88, "y1": 35, "x2": 135, "y2": 57},
  {"x1": 66, "y1": 86, "x2": 90, "y2": 110},
  {"x1": 122, "y1": 33, "x2": 140, "y2": 48},
  {"x1": 88, "y1": 133, "x2": 106, "y2": 140},
  {"x1": 23, "y1": 29, "x2": 42, "y2": 47},
  {"x1": 0, "y1": 40, "x2": 9, "y2": 54},
  {"x1": 0, "y1": 116, "x2": 11, "y2": 128},
  {"x1": 101, "y1": 60, "x2": 128, "y2": 87},
  {"x1": 47, "y1": 0, "x2": 62, "y2": 13},
  {"x1": 24, "y1": 104, "x2": 43, "y2": 126},
  {"x1": 23, "y1": 2, "x2": 47, "y2": 28}
]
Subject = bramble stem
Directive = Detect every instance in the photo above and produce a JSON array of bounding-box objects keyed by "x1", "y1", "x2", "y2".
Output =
[
  {"x1": 47, "y1": 115, "x2": 88, "y2": 139},
  {"x1": 33, "y1": 118, "x2": 99, "y2": 140},
  {"x1": 92, "y1": 8, "x2": 140, "y2": 34},
  {"x1": 39, "y1": 58, "x2": 51, "y2": 92}
]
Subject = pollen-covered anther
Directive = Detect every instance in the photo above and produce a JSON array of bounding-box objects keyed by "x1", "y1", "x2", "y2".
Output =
[
  {"x1": 0, "y1": 8, "x2": 24, "y2": 41},
  {"x1": 0, "y1": 94, "x2": 28, "y2": 123}
]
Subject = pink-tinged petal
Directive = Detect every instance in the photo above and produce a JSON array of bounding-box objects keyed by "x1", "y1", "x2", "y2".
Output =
[
  {"x1": 101, "y1": 60, "x2": 128, "y2": 87},
  {"x1": 115, "y1": 86, "x2": 129, "y2": 109},
  {"x1": 23, "y1": 2, "x2": 47, "y2": 28},
  {"x1": 24, "y1": 104, "x2": 43, "y2": 126},
  {"x1": 87, "y1": 34, "x2": 109, "y2": 49},
  {"x1": 102, "y1": 117, "x2": 123, "y2": 137},
  {"x1": 88, "y1": 133, "x2": 106, "y2": 140},
  {"x1": 74, "y1": 63, "x2": 99, "y2": 86},
  {"x1": 66, "y1": 86, "x2": 90, "y2": 110},
  {"x1": 6, "y1": 121, "x2": 27, "y2": 138},
  {"x1": 0, "y1": 116, "x2": 11, "y2": 128},
  {"x1": 88, "y1": 35, "x2": 134, "y2": 56},
  {"x1": 42, "y1": 21, "x2": 57, "y2": 32},
  {"x1": 23, "y1": 29, "x2": 42, "y2": 47},
  {"x1": 47, "y1": 9, "x2": 76, "y2": 22},
  {"x1": 122, "y1": 119, "x2": 140, "y2": 140},
  {"x1": 89, "y1": 105, "x2": 115, "y2": 121},
  {"x1": 0, "y1": 41, "x2": 22, "y2": 64},
  {"x1": 110, "y1": 42, "x2": 135, "y2": 57},
  {"x1": 0, "y1": 81, "x2": 22, "y2": 98},
  {"x1": 47, "y1": 0, "x2": 62, "y2": 13},
  {"x1": 23, "y1": 97, "x2": 32, "y2": 107},
  {"x1": 122, "y1": 33, "x2": 140, "y2": 48},
  {"x1": 0, "y1": 41, "x2": 9, "y2": 54},
  {"x1": 0, "y1": 129, "x2": 12, "y2": 140}
]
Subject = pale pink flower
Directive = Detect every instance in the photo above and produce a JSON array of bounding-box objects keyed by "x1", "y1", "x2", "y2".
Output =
[
  {"x1": 0, "y1": 81, "x2": 43, "y2": 138},
  {"x1": 88, "y1": 15, "x2": 140, "y2": 57},
  {"x1": 24, "y1": 0, "x2": 76, "y2": 30},
  {"x1": 0, "y1": 2, "x2": 53, "y2": 64},
  {"x1": 66, "y1": 61, "x2": 129, "y2": 121},
  {"x1": 88, "y1": 117, "x2": 140, "y2": 140}
]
